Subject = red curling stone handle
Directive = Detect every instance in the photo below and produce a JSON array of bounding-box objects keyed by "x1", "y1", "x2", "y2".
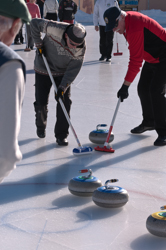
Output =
[{"x1": 79, "y1": 169, "x2": 89, "y2": 173}]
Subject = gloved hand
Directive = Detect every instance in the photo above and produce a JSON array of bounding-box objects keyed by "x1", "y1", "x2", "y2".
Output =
[
  {"x1": 55, "y1": 86, "x2": 65, "y2": 102},
  {"x1": 117, "y1": 84, "x2": 129, "y2": 102},
  {"x1": 37, "y1": 46, "x2": 46, "y2": 56}
]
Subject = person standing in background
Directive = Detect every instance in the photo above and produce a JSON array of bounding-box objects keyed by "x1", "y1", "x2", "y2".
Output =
[
  {"x1": 25, "y1": 0, "x2": 41, "y2": 51},
  {"x1": 0, "y1": 0, "x2": 31, "y2": 183},
  {"x1": 36, "y1": 0, "x2": 45, "y2": 17},
  {"x1": 44, "y1": 0, "x2": 59, "y2": 21},
  {"x1": 58, "y1": 0, "x2": 77, "y2": 24},
  {"x1": 93, "y1": 0, "x2": 119, "y2": 62},
  {"x1": 82, "y1": 0, "x2": 93, "y2": 14}
]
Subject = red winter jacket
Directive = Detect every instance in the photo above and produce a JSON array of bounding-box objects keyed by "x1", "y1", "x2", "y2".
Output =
[{"x1": 124, "y1": 12, "x2": 166, "y2": 83}]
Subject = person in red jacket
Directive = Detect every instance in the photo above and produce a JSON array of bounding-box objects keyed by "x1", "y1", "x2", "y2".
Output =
[{"x1": 104, "y1": 6, "x2": 166, "y2": 146}]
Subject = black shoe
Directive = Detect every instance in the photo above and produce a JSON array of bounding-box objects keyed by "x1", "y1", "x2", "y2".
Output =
[
  {"x1": 37, "y1": 129, "x2": 45, "y2": 138},
  {"x1": 56, "y1": 138, "x2": 68, "y2": 146},
  {"x1": 106, "y1": 58, "x2": 111, "y2": 63},
  {"x1": 14, "y1": 41, "x2": 22, "y2": 45},
  {"x1": 131, "y1": 124, "x2": 155, "y2": 134},
  {"x1": 154, "y1": 136, "x2": 166, "y2": 146},
  {"x1": 30, "y1": 47, "x2": 34, "y2": 50},
  {"x1": 99, "y1": 56, "x2": 106, "y2": 61}
]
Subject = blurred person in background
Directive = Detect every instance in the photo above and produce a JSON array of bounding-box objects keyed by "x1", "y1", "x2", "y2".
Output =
[
  {"x1": 93, "y1": 0, "x2": 119, "y2": 62},
  {"x1": 58, "y1": 0, "x2": 77, "y2": 24},
  {"x1": 24, "y1": 0, "x2": 41, "y2": 51},
  {"x1": 44, "y1": 0, "x2": 59, "y2": 21},
  {"x1": 0, "y1": 0, "x2": 31, "y2": 183}
]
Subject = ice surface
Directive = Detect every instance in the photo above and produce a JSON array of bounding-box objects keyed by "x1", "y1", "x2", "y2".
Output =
[{"x1": 0, "y1": 20, "x2": 166, "y2": 250}]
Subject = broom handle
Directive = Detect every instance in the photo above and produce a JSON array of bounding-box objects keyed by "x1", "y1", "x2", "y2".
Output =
[
  {"x1": 104, "y1": 97, "x2": 121, "y2": 146},
  {"x1": 117, "y1": 43, "x2": 119, "y2": 52},
  {"x1": 42, "y1": 54, "x2": 82, "y2": 148}
]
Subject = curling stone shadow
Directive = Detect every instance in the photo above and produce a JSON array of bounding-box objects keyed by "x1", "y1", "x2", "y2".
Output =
[
  {"x1": 130, "y1": 233, "x2": 166, "y2": 250},
  {"x1": 52, "y1": 194, "x2": 92, "y2": 208},
  {"x1": 77, "y1": 205, "x2": 123, "y2": 221},
  {"x1": 109, "y1": 134, "x2": 153, "y2": 150},
  {"x1": 89, "y1": 144, "x2": 157, "y2": 171}
]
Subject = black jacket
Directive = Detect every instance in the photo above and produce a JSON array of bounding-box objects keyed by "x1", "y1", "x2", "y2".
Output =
[{"x1": 58, "y1": 0, "x2": 77, "y2": 21}]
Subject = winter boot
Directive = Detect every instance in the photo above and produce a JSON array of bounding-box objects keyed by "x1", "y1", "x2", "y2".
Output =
[{"x1": 34, "y1": 102, "x2": 48, "y2": 138}]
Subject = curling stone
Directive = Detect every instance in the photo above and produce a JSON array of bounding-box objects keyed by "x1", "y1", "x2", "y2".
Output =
[
  {"x1": 146, "y1": 205, "x2": 166, "y2": 237},
  {"x1": 68, "y1": 169, "x2": 102, "y2": 197},
  {"x1": 89, "y1": 124, "x2": 114, "y2": 144},
  {"x1": 92, "y1": 179, "x2": 129, "y2": 208}
]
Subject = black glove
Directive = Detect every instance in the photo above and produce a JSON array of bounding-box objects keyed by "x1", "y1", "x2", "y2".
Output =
[
  {"x1": 117, "y1": 84, "x2": 129, "y2": 102},
  {"x1": 37, "y1": 46, "x2": 46, "y2": 56},
  {"x1": 55, "y1": 86, "x2": 65, "y2": 102}
]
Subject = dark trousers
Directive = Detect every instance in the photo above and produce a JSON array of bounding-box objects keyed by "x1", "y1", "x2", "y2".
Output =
[
  {"x1": 34, "y1": 73, "x2": 72, "y2": 139},
  {"x1": 14, "y1": 26, "x2": 24, "y2": 43},
  {"x1": 99, "y1": 25, "x2": 114, "y2": 59},
  {"x1": 45, "y1": 12, "x2": 58, "y2": 21},
  {"x1": 26, "y1": 24, "x2": 34, "y2": 48},
  {"x1": 138, "y1": 61, "x2": 166, "y2": 136}
]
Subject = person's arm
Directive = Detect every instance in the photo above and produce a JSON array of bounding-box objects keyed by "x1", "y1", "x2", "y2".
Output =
[
  {"x1": 36, "y1": 4, "x2": 41, "y2": 18},
  {"x1": 0, "y1": 60, "x2": 25, "y2": 183},
  {"x1": 73, "y1": 2, "x2": 77, "y2": 14},
  {"x1": 30, "y1": 18, "x2": 50, "y2": 47},
  {"x1": 43, "y1": 2, "x2": 47, "y2": 18},
  {"x1": 55, "y1": 0, "x2": 59, "y2": 12},
  {"x1": 124, "y1": 30, "x2": 144, "y2": 83},
  {"x1": 93, "y1": 1, "x2": 99, "y2": 28},
  {"x1": 60, "y1": 46, "x2": 86, "y2": 90},
  {"x1": 58, "y1": 0, "x2": 64, "y2": 21}
]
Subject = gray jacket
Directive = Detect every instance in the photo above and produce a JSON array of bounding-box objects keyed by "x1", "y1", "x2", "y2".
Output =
[{"x1": 30, "y1": 18, "x2": 86, "y2": 89}]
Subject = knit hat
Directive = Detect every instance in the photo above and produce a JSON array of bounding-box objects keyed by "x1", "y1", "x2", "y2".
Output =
[
  {"x1": 66, "y1": 24, "x2": 86, "y2": 44},
  {"x1": 0, "y1": 0, "x2": 31, "y2": 24},
  {"x1": 104, "y1": 6, "x2": 121, "y2": 31}
]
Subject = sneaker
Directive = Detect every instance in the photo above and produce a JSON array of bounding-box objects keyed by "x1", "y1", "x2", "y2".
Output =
[
  {"x1": 106, "y1": 58, "x2": 111, "y2": 63},
  {"x1": 99, "y1": 56, "x2": 106, "y2": 61},
  {"x1": 14, "y1": 41, "x2": 22, "y2": 45},
  {"x1": 24, "y1": 47, "x2": 31, "y2": 52},
  {"x1": 131, "y1": 124, "x2": 155, "y2": 134},
  {"x1": 56, "y1": 138, "x2": 68, "y2": 146},
  {"x1": 37, "y1": 129, "x2": 45, "y2": 138},
  {"x1": 154, "y1": 136, "x2": 166, "y2": 146}
]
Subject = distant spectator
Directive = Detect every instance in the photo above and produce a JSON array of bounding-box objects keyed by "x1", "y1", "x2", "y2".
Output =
[
  {"x1": 14, "y1": 26, "x2": 24, "y2": 45},
  {"x1": 93, "y1": 0, "x2": 119, "y2": 62},
  {"x1": 44, "y1": 0, "x2": 59, "y2": 21},
  {"x1": 82, "y1": 0, "x2": 93, "y2": 14},
  {"x1": 36, "y1": 0, "x2": 45, "y2": 18},
  {"x1": 25, "y1": 0, "x2": 41, "y2": 51},
  {"x1": 58, "y1": 0, "x2": 77, "y2": 24}
]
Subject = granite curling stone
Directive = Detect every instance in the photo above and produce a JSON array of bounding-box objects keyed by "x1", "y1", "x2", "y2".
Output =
[
  {"x1": 68, "y1": 169, "x2": 102, "y2": 197},
  {"x1": 92, "y1": 179, "x2": 129, "y2": 208},
  {"x1": 146, "y1": 205, "x2": 166, "y2": 237},
  {"x1": 89, "y1": 124, "x2": 114, "y2": 144}
]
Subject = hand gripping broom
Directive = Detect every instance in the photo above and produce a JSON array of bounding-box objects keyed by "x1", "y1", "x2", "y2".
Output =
[
  {"x1": 94, "y1": 97, "x2": 121, "y2": 153},
  {"x1": 42, "y1": 54, "x2": 93, "y2": 155}
]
